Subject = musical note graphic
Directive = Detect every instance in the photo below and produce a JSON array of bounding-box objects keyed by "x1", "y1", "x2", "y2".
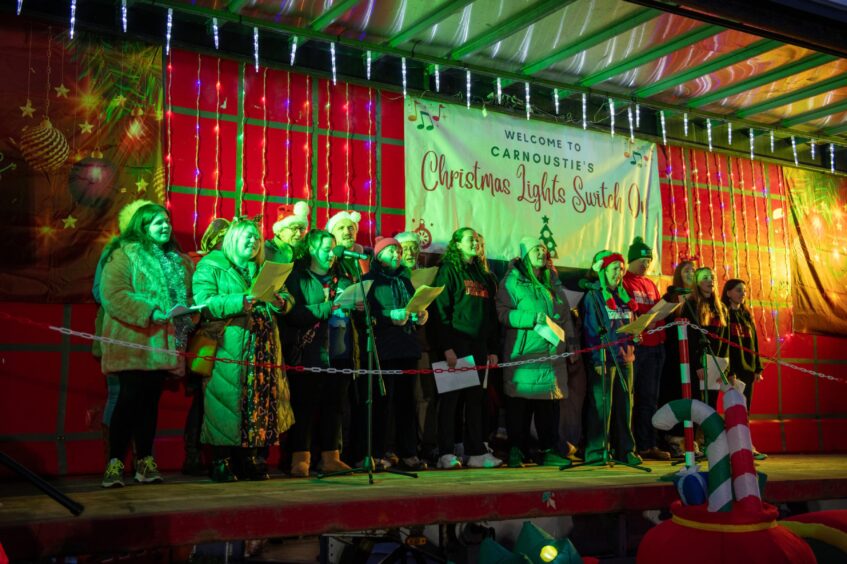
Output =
[
  {"x1": 630, "y1": 151, "x2": 643, "y2": 167},
  {"x1": 432, "y1": 104, "x2": 446, "y2": 123},
  {"x1": 417, "y1": 110, "x2": 434, "y2": 130},
  {"x1": 407, "y1": 100, "x2": 422, "y2": 122}
]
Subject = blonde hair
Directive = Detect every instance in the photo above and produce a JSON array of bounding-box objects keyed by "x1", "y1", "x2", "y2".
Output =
[{"x1": 222, "y1": 219, "x2": 264, "y2": 265}]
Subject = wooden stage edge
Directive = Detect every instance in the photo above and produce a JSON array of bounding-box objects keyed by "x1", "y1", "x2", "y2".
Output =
[{"x1": 1, "y1": 454, "x2": 846, "y2": 559}]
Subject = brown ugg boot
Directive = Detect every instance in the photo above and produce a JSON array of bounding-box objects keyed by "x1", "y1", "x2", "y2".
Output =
[
  {"x1": 319, "y1": 450, "x2": 351, "y2": 473},
  {"x1": 290, "y1": 451, "x2": 311, "y2": 477}
]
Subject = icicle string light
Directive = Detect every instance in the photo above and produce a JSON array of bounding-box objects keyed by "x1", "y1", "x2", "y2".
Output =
[
  {"x1": 290, "y1": 36, "x2": 298, "y2": 66},
  {"x1": 683, "y1": 112, "x2": 689, "y2": 136},
  {"x1": 213, "y1": 57, "x2": 221, "y2": 216},
  {"x1": 121, "y1": 0, "x2": 128, "y2": 33},
  {"x1": 727, "y1": 121, "x2": 732, "y2": 145},
  {"x1": 609, "y1": 98, "x2": 615, "y2": 136},
  {"x1": 324, "y1": 79, "x2": 332, "y2": 225},
  {"x1": 553, "y1": 88, "x2": 559, "y2": 115},
  {"x1": 466, "y1": 70, "x2": 471, "y2": 109},
  {"x1": 830, "y1": 143, "x2": 836, "y2": 173},
  {"x1": 581, "y1": 93, "x2": 587, "y2": 129},
  {"x1": 660, "y1": 111, "x2": 667, "y2": 145},
  {"x1": 70, "y1": 0, "x2": 77, "y2": 39},
  {"x1": 260, "y1": 68, "x2": 269, "y2": 234},
  {"x1": 770, "y1": 130, "x2": 775, "y2": 153},
  {"x1": 496, "y1": 78, "x2": 502, "y2": 104},
  {"x1": 344, "y1": 82, "x2": 351, "y2": 210},
  {"x1": 811, "y1": 139, "x2": 816, "y2": 160},
  {"x1": 253, "y1": 27, "x2": 260, "y2": 72},
  {"x1": 791, "y1": 135, "x2": 798, "y2": 165},
  {"x1": 366, "y1": 50, "x2": 371, "y2": 80},
  {"x1": 749, "y1": 128, "x2": 754, "y2": 160},
  {"x1": 192, "y1": 53, "x2": 202, "y2": 248},
  {"x1": 284, "y1": 70, "x2": 291, "y2": 201},
  {"x1": 434, "y1": 64, "x2": 440, "y2": 92},
  {"x1": 401, "y1": 56, "x2": 406, "y2": 97},
  {"x1": 212, "y1": 17, "x2": 219, "y2": 49},
  {"x1": 165, "y1": 8, "x2": 173, "y2": 55},
  {"x1": 524, "y1": 82, "x2": 530, "y2": 120},
  {"x1": 330, "y1": 42, "x2": 337, "y2": 85},
  {"x1": 17, "y1": 0, "x2": 22, "y2": 16},
  {"x1": 635, "y1": 102, "x2": 640, "y2": 128},
  {"x1": 627, "y1": 105, "x2": 634, "y2": 142},
  {"x1": 706, "y1": 118, "x2": 713, "y2": 152}
]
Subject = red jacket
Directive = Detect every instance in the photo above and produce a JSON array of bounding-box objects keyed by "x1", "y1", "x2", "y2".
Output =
[{"x1": 622, "y1": 270, "x2": 666, "y2": 347}]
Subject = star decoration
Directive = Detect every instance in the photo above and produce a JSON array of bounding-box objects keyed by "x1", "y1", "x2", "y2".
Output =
[
  {"x1": 79, "y1": 122, "x2": 93, "y2": 134},
  {"x1": 54, "y1": 84, "x2": 70, "y2": 98},
  {"x1": 62, "y1": 215, "x2": 78, "y2": 229},
  {"x1": 113, "y1": 94, "x2": 127, "y2": 107},
  {"x1": 19, "y1": 99, "x2": 35, "y2": 118},
  {"x1": 136, "y1": 177, "x2": 149, "y2": 193},
  {"x1": 131, "y1": 106, "x2": 144, "y2": 117},
  {"x1": 542, "y1": 215, "x2": 550, "y2": 223}
]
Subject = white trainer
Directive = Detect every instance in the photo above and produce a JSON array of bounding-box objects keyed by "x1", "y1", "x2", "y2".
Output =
[
  {"x1": 467, "y1": 453, "x2": 503, "y2": 468},
  {"x1": 437, "y1": 454, "x2": 462, "y2": 469}
]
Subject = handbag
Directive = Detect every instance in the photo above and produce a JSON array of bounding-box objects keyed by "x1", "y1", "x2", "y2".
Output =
[{"x1": 187, "y1": 319, "x2": 232, "y2": 377}]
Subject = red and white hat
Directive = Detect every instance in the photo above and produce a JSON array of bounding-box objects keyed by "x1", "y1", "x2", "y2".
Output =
[
  {"x1": 325, "y1": 210, "x2": 361, "y2": 234},
  {"x1": 272, "y1": 201, "x2": 310, "y2": 235}
]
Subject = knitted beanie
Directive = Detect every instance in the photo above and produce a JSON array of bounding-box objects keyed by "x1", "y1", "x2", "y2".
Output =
[
  {"x1": 627, "y1": 236, "x2": 653, "y2": 263},
  {"x1": 374, "y1": 236, "x2": 400, "y2": 258},
  {"x1": 519, "y1": 236, "x2": 544, "y2": 258}
]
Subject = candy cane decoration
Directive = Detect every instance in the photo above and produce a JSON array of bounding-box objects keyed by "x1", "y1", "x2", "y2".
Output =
[
  {"x1": 653, "y1": 399, "x2": 733, "y2": 512},
  {"x1": 723, "y1": 386, "x2": 762, "y2": 510},
  {"x1": 678, "y1": 322, "x2": 696, "y2": 467}
]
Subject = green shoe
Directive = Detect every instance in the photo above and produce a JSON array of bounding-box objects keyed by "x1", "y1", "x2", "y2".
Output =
[
  {"x1": 508, "y1": 447, "x2": 525, "y2": 468},
  {"x1": 102, "y1": 458, "x2": 125, "y2": 488},
  {"x1": 134, "y1": 455, "x2": 163, "y2": 484},
  {"x1": 541, "y1": 450, "x2": 572, "y2": 467}
]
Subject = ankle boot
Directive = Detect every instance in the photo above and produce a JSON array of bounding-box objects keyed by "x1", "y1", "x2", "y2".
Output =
[
  {"x1": 243, "y1": 456, "x2": 270, "y2": 481},
  {"x1": 290, "y1": 451, "x2": 311, "y2": 477},
  {"x1": 319, "y1": 450, "x2": 351, "y2": 473},
  {"x1": 210, "y1": 458, "x2": 237, "y2": 482}
]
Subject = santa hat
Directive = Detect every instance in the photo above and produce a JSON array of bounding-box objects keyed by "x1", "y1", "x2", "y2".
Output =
[
  {"x1": 395, "y1": 231, "x2": 420, "y2": 245},
  {"x1": 592, "y1": 251, "x2": 636, "y2": 311},
  {"x1": 519, "y1": 236, "x2": 545, "y2": 259},
  {"x1": 272, "y1": 201, "x2": 310, "y2": 234},
  {"x1": 117, "y1": 199, "x2": 154, "y2": 233},
  {"x1": 374, "y1": 236, "x2": 400, "y2": 258},
  {"x1": 325, "y1": 210, "x2": 361, "y2": 234}
]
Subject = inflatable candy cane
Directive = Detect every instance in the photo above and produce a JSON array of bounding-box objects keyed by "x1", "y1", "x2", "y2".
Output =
[
  {"x1": 653, "y1": 399, "x2": 733, "y2": 512},
  {"x1": 722, "y1": 386, "x2": 762, "y2": 511}
]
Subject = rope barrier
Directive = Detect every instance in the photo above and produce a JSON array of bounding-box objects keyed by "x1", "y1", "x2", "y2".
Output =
[{"x1": 0, "y1": 311, "x2": 844, "y2": 384}]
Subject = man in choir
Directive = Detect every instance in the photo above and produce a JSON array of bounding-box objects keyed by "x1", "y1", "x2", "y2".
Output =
[
  {"x1": 622, "y1": 237, "x2": 671, "y2": 461},
  {"x1": 266, "y1": 201, "x2": 310, "y2": 264}
]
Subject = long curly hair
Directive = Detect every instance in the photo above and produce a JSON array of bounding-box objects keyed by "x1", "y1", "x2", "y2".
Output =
[
  {"x1": 103, "y1": 203, "x2": 181, "y2": 263},
  {"x1": 692, "y1": 267, "x2": 727, "y2": 327},
  {"x1": 440, "y1": 227, "x2": 484, "y2": 272}
]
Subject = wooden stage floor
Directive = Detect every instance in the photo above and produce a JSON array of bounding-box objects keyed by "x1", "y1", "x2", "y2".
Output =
[{"x1": 1, "y1": 454, "x2": 846, "y2": 559}]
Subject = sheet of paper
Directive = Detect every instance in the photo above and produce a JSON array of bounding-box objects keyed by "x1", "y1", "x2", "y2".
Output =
[
  {"x1": 166, "y1": 304, "x2": 206, "y2": 319},
  {"x1": 432, "y1": 356, "x2": 479, "y2": 394},
  {"x1": 334, "y1": 280, "x2": 373, "y2": 310},
  {"x1": 410, "y1": 266, "x2": 438, "y2": 289},
  {"x1": 617, "y1": 312, "x2": 658, "y2": 336},
  {"x1": 405, "y1": 285, "x2": 444, "y2": 313},
  {"x1": 533, "y1": 315, "x2": 565, "y2": 346},
  {"x1": 647, "y1": 298, "x2": 683, "y2": 320},
  {"x1": 701, "y1": 354, "x2": 729, "y2": 391},
  {"x1": 249, "y1": 261, "x2": 294, "y2": 303}
]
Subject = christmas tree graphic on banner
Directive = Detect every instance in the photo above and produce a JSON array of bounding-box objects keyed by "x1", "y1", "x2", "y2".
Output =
[{"x1": 540, "y1": 215, "x2": 558, "y2": 259}]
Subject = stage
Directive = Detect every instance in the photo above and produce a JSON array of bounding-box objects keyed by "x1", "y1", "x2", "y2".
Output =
[{"x1": 0, "y1": 455, "x2": 846, "y2": 559}]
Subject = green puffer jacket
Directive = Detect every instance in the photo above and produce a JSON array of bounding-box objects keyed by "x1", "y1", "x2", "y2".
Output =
[
  {"x1": 192, "y1": 250, "x2": 295, "y2": 446},
  {"x1": 496, "y1": 260, "x2": 577, "y2": 400}
]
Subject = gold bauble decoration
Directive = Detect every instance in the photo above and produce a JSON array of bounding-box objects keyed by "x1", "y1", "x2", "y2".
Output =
[{"x1": 19, "y1": 118, "x2": 70, "y2": 173}]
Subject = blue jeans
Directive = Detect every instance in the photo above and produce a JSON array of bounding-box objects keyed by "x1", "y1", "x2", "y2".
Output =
[{"x1": 633, "y1": 344, "x2": 666, "y2": 451}]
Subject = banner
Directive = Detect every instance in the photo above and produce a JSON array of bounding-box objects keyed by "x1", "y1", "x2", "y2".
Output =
[
  {"x1": 404, "y1": 98, "x2": 662, "y2": 270},
  {"x1": 785, "y1": 167, "x2": 847, "y2": 337},
  {"x1": 0, "y1": 22, "x2": 164, "y2": 302}
]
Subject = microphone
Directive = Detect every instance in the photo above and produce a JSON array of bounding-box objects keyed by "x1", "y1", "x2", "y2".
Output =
[
  {"x1": 332, "y1": 246, "x2": 371, "y2": 260},
  {"x1": 578, "y1": 279, "x2": 601, "y2": 291},
  {"x1": 667, "y1": 286, "x2": 692, "y2": 295}
]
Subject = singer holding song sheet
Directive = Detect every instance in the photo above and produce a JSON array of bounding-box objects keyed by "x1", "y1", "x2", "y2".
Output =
[
  {"x1": 283, "y1": 230, "x2": 354, "y2": 476},
  {"x1": 581, "y1": 251, "x2": 641, "y2": 465},
  {"x1": 496, "y1": 237, "x2": 577, "y2": 468},
  {"x1": 431, "y1": 228, "x2": 503, "y2": 469},
  {"x1": 99, "y1": 203, "x2": 195, "y2": 488},
  {"x1": 192, "y1": 219, "x2": 295, "y2": 482}
]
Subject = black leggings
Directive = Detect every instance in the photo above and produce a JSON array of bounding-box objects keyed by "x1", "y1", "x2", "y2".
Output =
[
  {"x1": 108, "y1": 370, "x2": 167, "y2": 461},
  {"x1": 287, "y1": 371, "x2": 350, "y2": 452}
]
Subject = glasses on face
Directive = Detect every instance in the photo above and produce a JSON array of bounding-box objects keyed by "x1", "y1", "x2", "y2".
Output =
[{"x1": 284, "y1": 226, "x2": 306, "y2": 233}]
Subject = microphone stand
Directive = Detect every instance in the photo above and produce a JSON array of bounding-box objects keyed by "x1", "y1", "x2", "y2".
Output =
[
  {"x1": 563, "y1": 287, "x2": 650, "y2": 473},
  {"x1": 318, "y1": 257, "x2": 418, "y2": 483}
]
